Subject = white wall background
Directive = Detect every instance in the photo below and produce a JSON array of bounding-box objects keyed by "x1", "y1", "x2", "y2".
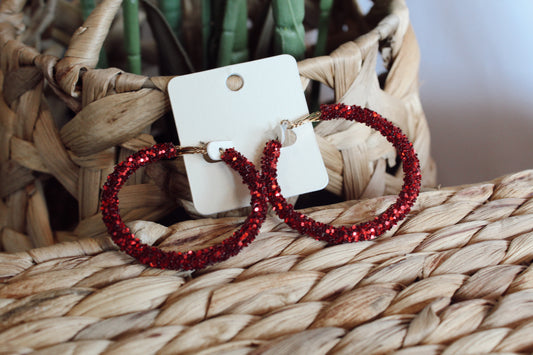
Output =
[{"x1": 406, "y1": 0, "x2": 533, "y2": 186}]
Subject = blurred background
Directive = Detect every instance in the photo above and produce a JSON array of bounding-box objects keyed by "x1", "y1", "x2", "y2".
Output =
[{"x1": 406, "y1": 0, "x2": 533, "y2": 186}]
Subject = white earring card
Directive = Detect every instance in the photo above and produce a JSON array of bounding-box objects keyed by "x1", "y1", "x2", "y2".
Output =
[{"x1": 168, "y1": 55, "x2": 328, "y2": 215}]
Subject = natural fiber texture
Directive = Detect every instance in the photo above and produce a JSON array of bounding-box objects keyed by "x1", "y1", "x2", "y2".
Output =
[
  {"x1": 0, "y1": 0, "x2": 435, "y2": 252},
  {"x1": 1, "y1": 170, "x2": 532, "y2": 354}
]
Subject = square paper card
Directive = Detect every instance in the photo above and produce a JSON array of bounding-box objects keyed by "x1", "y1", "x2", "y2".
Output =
[{"x1": 168, "y1": 55, "x2": 328, "y2": 215}]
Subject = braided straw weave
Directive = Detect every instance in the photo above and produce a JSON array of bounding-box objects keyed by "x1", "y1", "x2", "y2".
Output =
[
  {"x1": 1, "y1": 169, "x2": 532, "y2": 354},
  {"x1": 0, "y1": 0, "x2": 435, "y2": 252}
]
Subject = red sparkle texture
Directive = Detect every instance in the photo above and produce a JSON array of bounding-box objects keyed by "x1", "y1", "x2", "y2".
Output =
[
  {"x1": 262, "y1": 103, "x2": 422, "y2": 244},
  {"x1": 100, "y1": 143, "x2": 267, "y2": 270},
  {"x1": 101, "y1": 104, "x2": 421, "y2": 270}
]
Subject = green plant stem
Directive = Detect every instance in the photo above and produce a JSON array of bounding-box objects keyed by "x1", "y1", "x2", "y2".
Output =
[
  {"x1": 206, "y1": 0, "x2": 226, "y2": 69},
  {"x1": 142, "y1": 0, "x2": 194, "y2": 75},
  {"x1": 158, "y1": 0, "x2": 182, "y2": 40},
  {"x1": 253, "y1": 5, "x2": 273, "y2": 59},
  {"x1": 217, "y1": 0, "x2": 248, "y2": 66},
  {"x1": 311, "y1": 0, "x2": 334, "y2": 111},
  {"x1": 80, "y1": 0, "x2": 108, "y2": 68},
  {"x1": 272, "y1": 0, "x2": 305, "y2": 60},
  {"x1": 123, "y1": 0, "x2": 142, "y2": 74},
  {"x1": 314, "y1": 0, "x2": 333, "y2": 57},
  {"x1": 201, "y1": 0, "x2": 211, "y2": 69},
  {"x1": 80, "y1": 0, "x2": 96, "y2": 19}
]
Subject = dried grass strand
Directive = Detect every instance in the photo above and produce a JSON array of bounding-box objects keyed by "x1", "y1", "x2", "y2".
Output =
[{"x1": 0, "y1": 170, "x2": 531, "y2": 353}]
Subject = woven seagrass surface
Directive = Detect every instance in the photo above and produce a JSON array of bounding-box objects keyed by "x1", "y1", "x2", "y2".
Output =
[
  {"x1": 0, "y1": 170, "x2": 532, "y2": 354},
  {"x1": 0, "y1": 0, "x2": 436, "y2": 253}
]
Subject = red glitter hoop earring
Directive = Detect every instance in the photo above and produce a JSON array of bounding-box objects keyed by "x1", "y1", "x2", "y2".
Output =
[
  {"x1": 101, "y1": 143, "x2": 267, "y2": 270},
  {"x1": 261, "y1": 103, "x2": 421, "y2": 244}
]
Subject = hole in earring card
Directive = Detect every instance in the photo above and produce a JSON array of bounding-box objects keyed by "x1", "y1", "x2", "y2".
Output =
[{"x1": 226, "y1": 74, "x2": 244, "y2": 91}]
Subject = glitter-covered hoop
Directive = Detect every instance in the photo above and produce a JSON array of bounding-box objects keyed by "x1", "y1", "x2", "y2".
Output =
[
  {"x1": 262, "y1": 104, "x2": 422, "y2": 244},
  {"x1": 101, "y1": 143, "x2": 267, "y2": 270}
]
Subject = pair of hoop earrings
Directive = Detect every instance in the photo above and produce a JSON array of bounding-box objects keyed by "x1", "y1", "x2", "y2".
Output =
[{"x1": 101, "y1": 104, "x2": 421, "y2": 270}]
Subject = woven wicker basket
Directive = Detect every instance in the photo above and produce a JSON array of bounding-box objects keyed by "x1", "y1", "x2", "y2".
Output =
[
  {"x1": 0, "y1": 0, "x2": 435, "y2": 252},
  {"x1": 1, "y1": 170, "x2": 532, "y2": 354}
]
